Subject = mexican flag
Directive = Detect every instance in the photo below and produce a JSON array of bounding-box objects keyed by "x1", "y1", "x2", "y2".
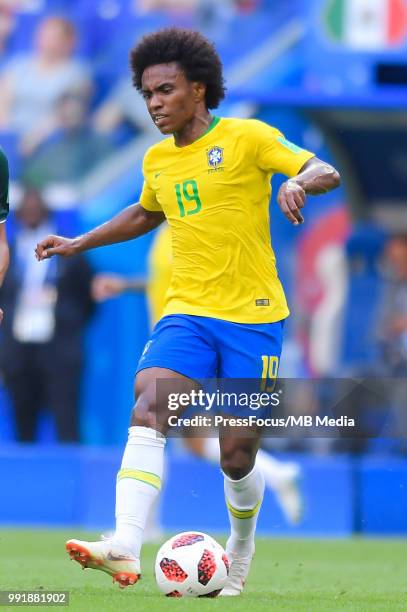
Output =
[{"x1": 324, "y1": 0, "x2": 407, "y2": 49}]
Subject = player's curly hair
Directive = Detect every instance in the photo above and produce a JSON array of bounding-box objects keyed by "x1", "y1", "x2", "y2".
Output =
[{"x1": 130, "y1": 28, "x2": 226, "y2": 109}]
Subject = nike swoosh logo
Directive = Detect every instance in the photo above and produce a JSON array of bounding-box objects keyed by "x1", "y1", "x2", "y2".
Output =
[
  {"x1": 107, "y1": 552, "x2": 136, "y2": 562},
  {"x1": 154, "y1": 172, "x2": 162, "y2": 178}
]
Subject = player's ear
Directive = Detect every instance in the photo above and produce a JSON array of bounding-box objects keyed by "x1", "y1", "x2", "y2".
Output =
[{"x1": 193, "y1": 82, "x2": 206, "y2": 104}]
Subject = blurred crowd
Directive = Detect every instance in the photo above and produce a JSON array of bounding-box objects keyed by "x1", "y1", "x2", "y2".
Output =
[
  {"x1": 0, "y1": 11, "x2": 142, "y2": 185},
  {"x1": 283, "y1": 229, "x2": 407, "y2": 454},
  {"x1": 0, "y1": 0, "x2": 271, "y2": 185}
]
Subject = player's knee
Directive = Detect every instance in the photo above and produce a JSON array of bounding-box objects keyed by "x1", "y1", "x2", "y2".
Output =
[{"x1": 220, "y1": 447, "x2": 255, "y2": 480}]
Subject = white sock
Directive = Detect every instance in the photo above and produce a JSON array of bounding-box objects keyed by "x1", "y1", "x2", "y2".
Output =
[
  {"x1": 114, "y1": 425, "x2": 165, "y2": 558},
  {"x1": 143, "y1": 496, "x2": 161, "y2": 541},
  {"x1": 223, "y1": 464, "x2": 264, "y2": 555}
]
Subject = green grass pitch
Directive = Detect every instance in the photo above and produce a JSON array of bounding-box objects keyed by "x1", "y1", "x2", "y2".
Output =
[{"x1": 0, "y1": 530, "x2": 406, "y2": 611}]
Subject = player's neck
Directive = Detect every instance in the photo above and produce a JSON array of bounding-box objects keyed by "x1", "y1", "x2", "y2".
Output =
[{"x1": 173, "y1": 112, "x2": 214, "y2": 147}]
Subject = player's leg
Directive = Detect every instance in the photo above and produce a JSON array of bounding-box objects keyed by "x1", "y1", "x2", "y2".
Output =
[
  {"x1": 66, "y1": 314, "x2": 217, "y2": 587},
  {"x1": 182, "y1": 432, "x2": 264, "y2": 554},
  {"x1": 66, "y1": 366, "x2": 197, "y2": 587},
  {"x1": 111, "y1": 316, "x2": 216, "y2": 578},
  {"x1": 184, "y1": 436, "x2": 302, "y2": 524},
  {"x1": 219, "y1": 427, "x2": 264, "y2": 596},
  {"x1": 214, "y1": 317, "x2": 285, "y2": 595},
  {"x1": 143, "y1": 496, "x2": 163, "y2": 543},
  {"x1": 113, "y1": 366, "x2": 199, "y2": 557}
]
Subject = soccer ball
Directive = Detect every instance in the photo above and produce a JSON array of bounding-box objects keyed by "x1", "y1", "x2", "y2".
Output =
[{"x1": 155, "y1": 531, "x2": 229, "y2": 597}]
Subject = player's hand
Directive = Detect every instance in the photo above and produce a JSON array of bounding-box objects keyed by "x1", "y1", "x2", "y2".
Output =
[
  {"x1": 277, "y1": 180, "x2": 306, "y2": 225},
  {"x1": 35, "y1": 235, "x2": 79, "y2": 260},
  {"x1": 91, "y1": 274, "x2": 128, "y2": 302},
  {"x1": 0, "y1": 307, "x2": 4, "y2": 324}
]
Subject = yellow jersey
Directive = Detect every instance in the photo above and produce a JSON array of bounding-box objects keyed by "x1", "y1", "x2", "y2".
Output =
[
  {"x1": 140, "y1": 117, "x2": 314, "y2": 324},
  {"x1": 147, "y1": 223, "x2": 172, "y2": 325}
]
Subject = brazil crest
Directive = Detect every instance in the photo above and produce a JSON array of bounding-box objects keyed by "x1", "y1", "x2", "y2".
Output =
[{"x1": 207, "y1": 146, "x2": 223, "y2": 168}]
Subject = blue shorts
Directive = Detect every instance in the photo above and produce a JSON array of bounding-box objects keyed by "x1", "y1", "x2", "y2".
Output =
[{"x1": 136, "y1": 314, "x2": 284, "y2": 381}]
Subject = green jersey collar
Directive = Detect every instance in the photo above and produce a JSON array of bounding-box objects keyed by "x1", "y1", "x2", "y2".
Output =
[{"x1": 174, "y1": 116, "x2": 220, "y2": 148}]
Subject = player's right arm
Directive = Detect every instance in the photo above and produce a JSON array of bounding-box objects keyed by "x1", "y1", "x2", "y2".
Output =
[
  {"x1": 35, "y1": 203, "x2": 165, "y2": 260},
  {"x1": 36, "y1": 148, "x2": 165, "y2": 261},
  {"x1": 249, "y1": 119, "x2": 340, "y2": 224}
]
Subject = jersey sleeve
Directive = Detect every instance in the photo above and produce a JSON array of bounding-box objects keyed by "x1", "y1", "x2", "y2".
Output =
[
  {"x1": 139, "y1": 152, "x2": 163, "y2": 212},
  {"x1": 0, "y1": 149, "x2": 9, "y2": 223},
  {"x1": 139, "y1": 178, "x2": 162, "y2": 212},
  {"x1": 250, "y1": 120, "x2": 315, "y2": 177}
]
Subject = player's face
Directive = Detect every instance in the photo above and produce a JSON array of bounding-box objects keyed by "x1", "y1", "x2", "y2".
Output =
[{"x1": 141, "y1": 63, "x2": 203, "y2": 134}]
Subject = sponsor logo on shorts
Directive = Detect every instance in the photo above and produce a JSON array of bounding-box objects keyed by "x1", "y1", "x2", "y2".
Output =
[{"x1": 256, "y1": 299, "x2": 270, "y2": 306}]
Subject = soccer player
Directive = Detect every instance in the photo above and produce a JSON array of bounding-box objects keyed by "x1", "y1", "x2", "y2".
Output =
[
  {"x1": 94, "y1": 223, "x2": 304, "y2": 526},
  {"x1": 0, "y1": 148, "x2": 10, "y2": 320},
  {"x1": 35, "y1": 28, "x2": 340, "y2": 595}
]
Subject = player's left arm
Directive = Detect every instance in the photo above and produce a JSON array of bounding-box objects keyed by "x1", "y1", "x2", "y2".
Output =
[{"x1": 277, "y1": 157, "x2": 341, "y2": 225}]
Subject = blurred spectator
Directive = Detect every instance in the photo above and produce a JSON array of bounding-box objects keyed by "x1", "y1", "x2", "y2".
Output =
[
  {"x1": 0, "y1": 16, "x2": 92, "y2": 155},
  {"x1": 379, "y1": 235, "x2": 407, "y2": 375},
  {"x1": 22, "y1": 93, "x2": 114, "y2": 187},
  {"x1": 0, "y1": 187, "x2": 96, "y2": 442}
]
